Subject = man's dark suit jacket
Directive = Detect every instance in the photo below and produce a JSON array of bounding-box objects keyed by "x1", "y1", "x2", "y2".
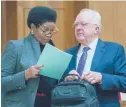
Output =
[{"x1": 65, "y1": 39, "x2": 126, "y2": 107}]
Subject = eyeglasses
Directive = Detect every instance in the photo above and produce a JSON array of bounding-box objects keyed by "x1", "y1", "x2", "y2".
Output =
[
  {"x1": 73, "y1": 22, "x2": 89, "y2": 28},
  {"x1": 39, "y1": 24, "x2": 58, "y2": 38}
]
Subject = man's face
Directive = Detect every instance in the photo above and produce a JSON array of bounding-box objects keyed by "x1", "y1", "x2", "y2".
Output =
[
  {"x1": 33, "y1": 22, "x2": 58, "y2": 45},
  {"x1": 74, "y1": 13, "x2": 97, "y2": 44}
]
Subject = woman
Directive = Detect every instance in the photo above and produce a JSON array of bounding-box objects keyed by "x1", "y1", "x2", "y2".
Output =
[{"x1": 2, "y1": 6, "x2": 58, "y2": 107}]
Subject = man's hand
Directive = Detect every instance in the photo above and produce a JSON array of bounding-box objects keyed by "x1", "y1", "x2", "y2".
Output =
[
  {"x1": 64, "y1": 70, "x2": 80, "y2": 81},
  {"x1": 81, "y1": 71, "x2": 102, "y2": 84},
  {"x1": 25, "y1": 65, "x2": 44, "y2": 80}
]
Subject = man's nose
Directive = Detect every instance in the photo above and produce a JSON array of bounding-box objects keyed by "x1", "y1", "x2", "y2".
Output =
[
  {"x1": 76, "y1": 25, "x2": 82, "y2": 32},
  {"x1": 76, "y1": 24, "x2": 82, "y2": 31}
]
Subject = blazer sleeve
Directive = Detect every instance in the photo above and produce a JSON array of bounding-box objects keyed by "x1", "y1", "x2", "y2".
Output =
[
  {"x1": 1, "y1": 41, "x2": 27, "y2": 93},
  {"x1": 101, "y1": 45, "x2": 126, "y2": 92}
]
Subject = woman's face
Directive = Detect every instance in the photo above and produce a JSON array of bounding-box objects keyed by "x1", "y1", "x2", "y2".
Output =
[{"x1": 32, "y1": 22, "x2": 58, "y2": 45}]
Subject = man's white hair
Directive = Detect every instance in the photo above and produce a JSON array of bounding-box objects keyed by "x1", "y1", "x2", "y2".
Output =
[{"x1": 80, "y1": 8, "x2": 101, "y2": 34}]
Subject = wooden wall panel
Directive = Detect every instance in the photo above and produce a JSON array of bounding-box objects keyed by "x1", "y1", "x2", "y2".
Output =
[
  {"x1": 51, "y1": 8, "x2": 65, "y2": 50},
  {"x1": 63, "y1": 1, "x2": 75, "y2": 49},
  {"x1": 6, "y1": 1, "x2": 17, "y2": 41},
  {"x1": 114, "y1": 2, "x2": 126, "y2": 48},
  {"x1": 88, "y1": 1, "x2": 126, "y2": 48},
  {"x1": 1, "y1": 1, "x2": 17, "y2": 53},
  {"x1": 1, "y1": 1, "x2": 7, "y2": 53},
  {"x1": 74, "y1": 1, "x2": 88, "y2": 17}
]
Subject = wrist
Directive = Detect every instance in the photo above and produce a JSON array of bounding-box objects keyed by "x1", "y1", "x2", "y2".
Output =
[
  {"x1": 98, "y1": 73, "x2": 102, "y2": 84},
  {"x1": 25, "y1": 69, "x2": 30, "y2": 80}
]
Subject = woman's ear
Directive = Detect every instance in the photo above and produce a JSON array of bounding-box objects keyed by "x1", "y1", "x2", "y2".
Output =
[
  {"x1": 31, "y1": 23, "x2": 35, "y2": 29},
  {"x1": 30, "y1": 23, "x2": 35, "y2": 34}
]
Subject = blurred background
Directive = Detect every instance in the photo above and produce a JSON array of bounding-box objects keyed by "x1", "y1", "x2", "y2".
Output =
[
  {"x1": 1, "y1": 1, "x2": 126, "y2": 106},
  {"x1": 2, "y1": 1, "x2": 126, "y2": 52}
]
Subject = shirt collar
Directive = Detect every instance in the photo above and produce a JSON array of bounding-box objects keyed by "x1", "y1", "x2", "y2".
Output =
[
  {"x1": 88, "y1": 37, "x2": 98, "y2": 51},
  {"x1": 79, "y1": 38, "x2": 98, "y2": 54}
]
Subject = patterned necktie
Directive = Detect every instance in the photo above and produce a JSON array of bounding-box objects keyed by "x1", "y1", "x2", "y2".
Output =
[{"x1": 77, "y1": 47, "x2": 90, "y2": 76}]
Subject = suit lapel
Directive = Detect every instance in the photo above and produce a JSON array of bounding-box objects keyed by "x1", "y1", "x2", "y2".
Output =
[
  {"x1": 69, "y1": 44, "x2": 80, "y2": 70},
  {"x1": 29, "y1": 34, "x2": 41, "y2": 61},
  {"x1": 91, "y1": 39, "x2": 106, "y2": 71},
  {"x1": 28, "y1": 34, "x2": 55, "y2": 62}
]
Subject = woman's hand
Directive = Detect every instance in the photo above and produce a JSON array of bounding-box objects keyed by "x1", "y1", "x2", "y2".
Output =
[{"x1": 25, "y1": 65, "x2": 44, "y2": 80}]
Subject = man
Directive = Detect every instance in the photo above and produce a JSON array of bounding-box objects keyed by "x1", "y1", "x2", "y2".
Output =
[{"x1": 64, "y1": 9, "x2": 126, "y2": 107}]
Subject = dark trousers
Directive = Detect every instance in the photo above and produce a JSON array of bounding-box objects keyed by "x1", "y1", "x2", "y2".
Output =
[{"x1": 34, "y1": 96, "x2": 51, "y2": 107}]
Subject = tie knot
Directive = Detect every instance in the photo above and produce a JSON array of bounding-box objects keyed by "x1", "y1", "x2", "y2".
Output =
[{"x1": 83, "y1": 47, "x2": 90, "y2": 52}]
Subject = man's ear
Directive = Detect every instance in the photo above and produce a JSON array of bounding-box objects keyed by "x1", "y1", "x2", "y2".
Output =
[
  {"x1": 95, "y1": 27, "x2": 99, "y2": 34},
  {"x1": 95, "y1": 26, "x2": 99, "y2": 31}
]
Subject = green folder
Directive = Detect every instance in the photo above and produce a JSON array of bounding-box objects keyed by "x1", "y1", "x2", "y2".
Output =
[{"x1": 37, "y1": 43, "x2": 72, "y2": 80}]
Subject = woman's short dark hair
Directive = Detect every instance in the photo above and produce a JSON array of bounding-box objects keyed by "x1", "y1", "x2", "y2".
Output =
[{"x1": 27, "y1": 6, "x2": 57, "y2": 29}]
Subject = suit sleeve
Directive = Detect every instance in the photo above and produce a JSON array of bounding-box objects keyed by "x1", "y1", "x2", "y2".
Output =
[
  {"x1": 1, "y1": 41, "x2": 27, "y2": 93},
  {"x1": 101, "y1": 45, "x2": 126, "y2": 92}
]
